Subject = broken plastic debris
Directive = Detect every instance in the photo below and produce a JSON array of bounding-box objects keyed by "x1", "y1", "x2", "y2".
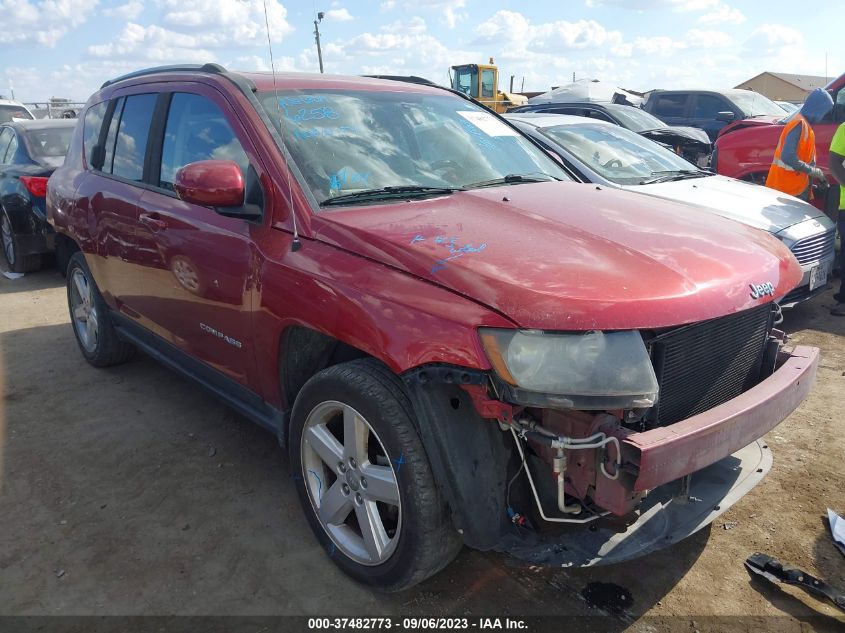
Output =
[
  {"x1": 2, "y1": 271, "x2": 24, "y2": 280},
  {"x1": 827, "y1": 508, "x2": 845, "y2": 557}
]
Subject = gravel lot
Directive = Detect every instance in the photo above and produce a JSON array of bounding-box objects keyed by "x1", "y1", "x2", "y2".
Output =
[{"x1": 1, "y1": 263, "x2": 844, "y2": 630}]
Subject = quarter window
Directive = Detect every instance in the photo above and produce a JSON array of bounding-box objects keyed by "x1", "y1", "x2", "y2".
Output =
[
  {"x1": 83, "y1": 101, "x2": 108, "y2": 170},
  {"x1": 4, "y1": 132, "x2": 18, "y2": 163},
  {"x1": 111, "y1": 93, "x2": 157, "y2": 181},
  {"x1": 159, "y1": 93, "x2": 249, "y2": 191},
  {"x1": 101, "y1": 97, "x2": 124, "y2": 174},
  {"x1": 0, "y1": 128, "x2": 13, "y2": 163}
]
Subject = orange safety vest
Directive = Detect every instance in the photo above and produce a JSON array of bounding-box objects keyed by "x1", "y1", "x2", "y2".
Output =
[{"x1": 765, "y1": 114, "x2": 816, "y2": 197}]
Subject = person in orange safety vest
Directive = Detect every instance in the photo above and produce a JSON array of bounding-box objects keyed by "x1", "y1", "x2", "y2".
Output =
[{"x1": 766, "y1": 87, "x2": 834, "y2": 201}]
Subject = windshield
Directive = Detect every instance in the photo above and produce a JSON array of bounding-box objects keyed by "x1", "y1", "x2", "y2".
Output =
[
  {"x1": 24, "y1": 126, "x2": 74, "y2": 157},
  {"x1": 729, "y1": 92, "x2": 785, "y2": 117},
  {"x1": 541, "y1": 122, "x2": 699, "y2": 185},
  {"x1": 603, "y1": 104, "x2": 665, "y2": 132},
  {"x1": 0, "y1": 105, "x2": 33, "y2": 123},
  {"x1": 257, "y1": 90, "x2": 570, "y2": 205}
]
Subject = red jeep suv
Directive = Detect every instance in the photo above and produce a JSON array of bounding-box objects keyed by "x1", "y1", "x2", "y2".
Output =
[{"x1": 47, "y1": 64, "x2": 818, "y2": 591}]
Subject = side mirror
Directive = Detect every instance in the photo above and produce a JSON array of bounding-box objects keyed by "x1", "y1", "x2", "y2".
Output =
[
  {"x1": 715, "y1": 111, "x2": 736, "y2": 122},
  {"x1": 174, "y1": 160, "x2": 245, "y2": 208}
]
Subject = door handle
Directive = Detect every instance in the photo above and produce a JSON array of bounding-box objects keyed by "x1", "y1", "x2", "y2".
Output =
[{"x1": 139, "y1": 212, "x2": 167, "y2": 231}]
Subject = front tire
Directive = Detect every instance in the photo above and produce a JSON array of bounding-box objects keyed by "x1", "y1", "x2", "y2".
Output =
[
  {"x1": 289, "y1": 359, "x2": 461, "y2": 591},
  {"x1": 66, "y1": 252, "x2": 135, "y2": 367}
]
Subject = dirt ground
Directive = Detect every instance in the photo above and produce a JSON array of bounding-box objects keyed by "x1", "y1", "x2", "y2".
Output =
[{"x1": 1, "y1": 261, "x2": 844, "y2": 631}]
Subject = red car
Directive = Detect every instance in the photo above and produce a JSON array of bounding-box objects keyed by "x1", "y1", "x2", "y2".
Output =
[
  {"x1": 713, "y1": 72, "x2": 845, "y2": 211},
  {"x1": 47, "y1": 65, "x2": 818, "y2": 591}
]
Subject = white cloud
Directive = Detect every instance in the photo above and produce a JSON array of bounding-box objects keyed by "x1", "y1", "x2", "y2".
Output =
[
  {"x1": 698, "y1": 2, "x2": 745, "y2": 25},
  {"x1": 87, "y1": 23, "x2": 213, "y2": 61},
  {"x1": 379, "y1": 1, "x2": 396, "y2": 11},
  {"x1": 324, "y1": 8, "x2": 353, "y2": 21},
  {"x1": 0, "y1": 0, "x2": 98, "y2": 46},
  {"x1": 475, "y1": 11, "x2": 624, "y2": 54},
  {"x1": 103, "y1": 1, "x2": 142, "y2": 20},
  {"x1": 161, "y1": 0, "x2": 293, "y2": 44}
]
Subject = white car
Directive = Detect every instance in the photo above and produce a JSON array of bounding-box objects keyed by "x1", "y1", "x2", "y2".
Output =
[
  {"x1": 0, "y1": 99, "x2": 35, "y2": 123},
  {"x1": 507, "y1": 112, "x2": 836, "y2": 307}
]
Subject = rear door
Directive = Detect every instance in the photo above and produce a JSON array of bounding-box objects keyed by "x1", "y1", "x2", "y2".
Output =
[
  {"x1": 72, "y1": 92, "x2": 159, "y2": 306},
  {"x1": 133, "y1": 87, "x2": 263, "y2": 388}
]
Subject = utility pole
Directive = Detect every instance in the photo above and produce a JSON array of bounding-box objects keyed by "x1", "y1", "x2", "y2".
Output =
[{"x1": 314, "y1": 11, "x2": 325, "y2": 74}]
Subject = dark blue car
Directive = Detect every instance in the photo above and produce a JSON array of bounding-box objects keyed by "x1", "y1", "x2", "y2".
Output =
[{"x1": 0, "y1": 119, "x2": 75, "y2": 272}]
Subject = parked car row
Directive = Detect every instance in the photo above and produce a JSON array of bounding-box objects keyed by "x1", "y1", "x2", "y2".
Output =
[{"x1": 0, "y1": 119, "x2": 76, "y2": 271}]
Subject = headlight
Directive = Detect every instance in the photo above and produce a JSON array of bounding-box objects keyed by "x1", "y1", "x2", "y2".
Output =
[{"x1": 479, "y1": 328, "x2": 659, "y2": 410}]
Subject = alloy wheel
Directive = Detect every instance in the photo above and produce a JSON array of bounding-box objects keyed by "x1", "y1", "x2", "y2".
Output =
[
  {"x1": 301, "y1": 400, "x2": 402, "y2": 566},
  {"x1": 70, "y1": 268, "x2": 99, "y2": 353}
]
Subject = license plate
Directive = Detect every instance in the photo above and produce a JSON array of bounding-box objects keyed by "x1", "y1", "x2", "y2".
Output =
[{"x1": 809, "y1": 261, "x2": 829, "y2": 291}]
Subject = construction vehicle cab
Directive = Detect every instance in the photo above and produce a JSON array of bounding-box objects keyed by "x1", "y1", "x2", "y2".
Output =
[{"x1": 451, "y1": 58, "x2": 527, "y2": 113}]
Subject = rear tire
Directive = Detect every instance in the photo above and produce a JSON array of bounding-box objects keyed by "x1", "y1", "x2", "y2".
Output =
[
  {"x1": 289, "y1": 359, "x2": 461, "y2": 591},
  {"x1": 1, "y1": 211, "x2": 42, "y2": 273},
  {"x1": 66, "y1": 252, "x2": 135, "y2": 367}
]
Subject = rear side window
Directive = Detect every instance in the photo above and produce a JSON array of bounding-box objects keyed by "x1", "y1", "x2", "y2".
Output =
[
  {"x1": 693, "y1": 95, "x2": 728, "y2": 119},
  {"x1": 83, "y1": 101, "x2": 108, "y2": 168},
  {"x1": 159, "y1": 93, "x2": 249, "y2": 191},
  {"x1": 111, "y1": 93, "x2": 157, "y2": 181},
  {"x1": 652, "y1": 94, "x2": 687, "y2": 118}
]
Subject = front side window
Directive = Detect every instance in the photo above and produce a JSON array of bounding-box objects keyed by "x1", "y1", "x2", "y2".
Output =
[
  {"x1": 83, "y1": 101, "x2": 108, "y2": 169},
  {"x1": 481, "y1": 70, "x2": 495, "y2": 99},
  {"x1": 541, "y1": 122, "x2": 697, "y2": 185},
  {"x1": 111, "y1": 93, "x2": 157, "y2": 181},
  {"x1": 258, "y1": 89, "x2": 571, "y2": 206},
  {"x1": 160, "y1": 93, "x2": 249, "y2": 191},
  {"x1": 694, "y1": 95, "x2": 729, "y2": 119}
]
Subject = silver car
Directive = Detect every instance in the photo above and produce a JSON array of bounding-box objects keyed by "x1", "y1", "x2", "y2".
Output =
[{"x1": 507, "y1": 112, "x2": 835, "y2": 307}]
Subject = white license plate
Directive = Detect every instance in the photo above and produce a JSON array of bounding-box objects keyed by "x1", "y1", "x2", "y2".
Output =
[{"x1": 809, "y1": 261, "x2": 829, "y2": 291}]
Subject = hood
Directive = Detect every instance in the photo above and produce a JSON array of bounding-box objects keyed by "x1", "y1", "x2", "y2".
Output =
[
  {"x1": 799, "y1": 88, "x2": 834, "y2": 124},
  {"x1": 311, "y1": 182, "x2": 801, "y2": 331},
  {"x1": 641, "y1": 126, "x2": 711, "y2": 150},
  {"x1": 633, "y1": 174, "x2": 826, "y2": 233},
  {"x1": 717, "y1": 115, "x2": 784, "y2": 138}
]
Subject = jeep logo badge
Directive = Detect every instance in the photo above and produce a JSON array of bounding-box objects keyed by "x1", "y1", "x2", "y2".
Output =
[{"x1": 749, "y1": 282, "x2": 775, "y2": 299}]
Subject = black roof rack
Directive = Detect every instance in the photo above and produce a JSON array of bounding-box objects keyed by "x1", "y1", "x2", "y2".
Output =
[
  {"x1": 362, "y1": 75, "x2": 438, "y2": 87},
  {"x1": 100, "y1": 63, "x2": 227, "y2": 89}
]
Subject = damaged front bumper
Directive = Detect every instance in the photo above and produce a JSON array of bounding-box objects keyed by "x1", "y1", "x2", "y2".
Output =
[{"x1": 501, "y1": 439, "x2": 771, "y2": 567}]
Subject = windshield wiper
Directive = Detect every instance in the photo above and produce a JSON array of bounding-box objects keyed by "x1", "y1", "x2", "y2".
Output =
[
  {"x1": 639, "y1": 169, "x2": 708, "y2": 185},
  {"x1": 464, "y1": 173, "x2": 560, "y2": 189},
  {"x1": 320, "y1": 185, "x2": 464, "y2": 207}
]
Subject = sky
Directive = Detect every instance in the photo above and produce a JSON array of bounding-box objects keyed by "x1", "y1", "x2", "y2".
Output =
[{"x1": 0, "y1": 0, "x2": 840, "y2": 103}]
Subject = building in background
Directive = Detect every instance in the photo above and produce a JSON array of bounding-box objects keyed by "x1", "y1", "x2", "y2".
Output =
[{"x1": 736, "y1": 72, "x2": 830, "y2": 104}]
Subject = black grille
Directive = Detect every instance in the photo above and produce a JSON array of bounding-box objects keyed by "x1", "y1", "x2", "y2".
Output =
[
  {"x1": 790, "y1": 230, "x2": 835, "y2": 265},
  {"x1": 649, "y1": 304, "x2": 774, "y2": 427}
]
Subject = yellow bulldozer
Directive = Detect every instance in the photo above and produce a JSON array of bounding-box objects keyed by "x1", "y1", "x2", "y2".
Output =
[{"x1": 450, "y1": 58, "x2": 528, "y2": 113}]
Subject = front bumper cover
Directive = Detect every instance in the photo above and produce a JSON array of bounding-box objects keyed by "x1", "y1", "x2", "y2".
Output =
[{"x1": 625, "y1": 345, "x2": 818, "y2": 492}]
